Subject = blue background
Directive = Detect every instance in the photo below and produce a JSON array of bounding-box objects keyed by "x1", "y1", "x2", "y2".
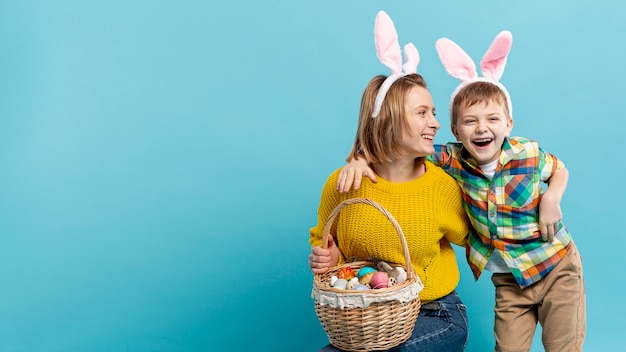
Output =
[{"x1": 0, "y1": 1, "x2": 623, "y2": 351}]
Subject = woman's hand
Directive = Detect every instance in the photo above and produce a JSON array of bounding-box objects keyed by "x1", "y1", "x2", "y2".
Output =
[
  {"x1": 309, "y1": 235, "x2": 340, "y2": 274},
  {"x1": 336, "y1": 157, "x2": 377, "y2": 193}
]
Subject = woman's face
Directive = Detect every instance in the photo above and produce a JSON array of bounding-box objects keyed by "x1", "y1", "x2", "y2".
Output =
[{"x1": 400, "y1": 86, "x2": 440, "y2": 157}]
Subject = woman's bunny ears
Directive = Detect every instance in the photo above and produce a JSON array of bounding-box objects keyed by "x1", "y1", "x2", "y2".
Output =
[
  {"x1": 436, "y1": 30, "x2": 513, "y2": 120},
  {"x1": 371, "y1": 11, "x2": 420, "y2": 118}
]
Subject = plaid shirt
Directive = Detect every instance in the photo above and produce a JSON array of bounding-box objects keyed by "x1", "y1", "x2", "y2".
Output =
[{"x1": 429, "y1": 136, "x2": 572, "y2": 288}]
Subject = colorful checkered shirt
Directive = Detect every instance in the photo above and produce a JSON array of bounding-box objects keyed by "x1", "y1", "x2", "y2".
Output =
[{"x1": 429, "y1": 136, "x2": 572, "y2": 288}]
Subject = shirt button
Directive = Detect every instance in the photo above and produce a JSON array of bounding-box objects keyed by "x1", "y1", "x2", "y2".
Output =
[{"x1": 489, "y1": 212, "x2": 495, "y2": 218}]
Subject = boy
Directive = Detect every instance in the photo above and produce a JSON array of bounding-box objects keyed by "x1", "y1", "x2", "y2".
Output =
[{"x1": 338, "y1": 31, "x2": 585, "y2": 351}]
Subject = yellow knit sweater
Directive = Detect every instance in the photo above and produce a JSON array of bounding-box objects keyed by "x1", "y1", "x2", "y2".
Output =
[{"x1": 310, "y1": 161, "x2": 470, "y2": 302}]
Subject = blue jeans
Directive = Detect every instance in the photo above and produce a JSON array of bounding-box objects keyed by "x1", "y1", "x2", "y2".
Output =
[{"x1": 319, "y1": 291, "x2": 469, "y2": 352}]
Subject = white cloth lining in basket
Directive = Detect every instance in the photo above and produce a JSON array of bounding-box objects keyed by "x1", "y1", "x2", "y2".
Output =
[{"x1": 311, "y1": 280, "x2": 424, "y2": 309}]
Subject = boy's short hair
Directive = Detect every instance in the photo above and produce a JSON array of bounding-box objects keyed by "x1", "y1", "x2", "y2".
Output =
[
  {"x1": 353, "y1": 73, "x2": 427, "y2": 164},
  {"x1": 451, "y1": 81, "x2": 511, "y2": 124}
]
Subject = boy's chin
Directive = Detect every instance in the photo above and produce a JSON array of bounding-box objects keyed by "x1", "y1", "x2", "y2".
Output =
[{"x1": 468, "y1": 148, "x2": 497, "y2": 163}]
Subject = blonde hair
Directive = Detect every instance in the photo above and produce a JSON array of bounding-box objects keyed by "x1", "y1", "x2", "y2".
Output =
[
  {"x1": 351, "y1": 73, "x2": 428, "y2": 164},
  {"x1": 451, "y1": 81, "x2": 510, "y2": 124}
]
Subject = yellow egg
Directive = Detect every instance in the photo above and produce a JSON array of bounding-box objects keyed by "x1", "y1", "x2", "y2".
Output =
[{"x1": 359, "y1": 272, "x2": 375, "y2": 285}]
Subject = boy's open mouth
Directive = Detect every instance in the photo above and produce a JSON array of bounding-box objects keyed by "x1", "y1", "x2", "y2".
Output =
[{"x1": 473, "y1": 138, "x2": 492, "y2": 147}]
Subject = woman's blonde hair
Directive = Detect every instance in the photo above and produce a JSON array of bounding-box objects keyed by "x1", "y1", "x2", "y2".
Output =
[
  {"x1": 351, "y1": 73, "x2": 428, "y2": 164},
  {"x1": 451, "y1": 81, "x2": 510, "y2": 124}
]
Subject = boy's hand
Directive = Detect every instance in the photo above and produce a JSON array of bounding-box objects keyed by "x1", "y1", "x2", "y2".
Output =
[
  {"x1": 539, "y1": 168, "x2": 568, "y2": 241},
  {"x1": 538, "y1": 193, "x2": 562, "y2": 242},
  {"x1": 337, "y1": 157, "x2": 377, "y2": 193},
  {"x1": 309, "y1": 235, "x2": 339, "y2": 274}
]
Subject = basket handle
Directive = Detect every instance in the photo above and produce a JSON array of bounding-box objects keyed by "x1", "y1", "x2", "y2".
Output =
[{"x1": 320, "y1": 198, "x2": 415, "y2": 279}]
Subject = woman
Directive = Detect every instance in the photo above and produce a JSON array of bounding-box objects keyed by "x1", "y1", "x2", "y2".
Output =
[{"x1": 308, "y1": 11, "x2": 470, "y2": 352}]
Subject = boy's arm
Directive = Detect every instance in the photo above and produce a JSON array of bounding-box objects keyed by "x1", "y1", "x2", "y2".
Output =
[
  {"x1": 336, "y1": 147, "x2": 377, "y2": 193},
  {"x1": 539, "y1": 167, "x2": 569, "y2": 241},
  {"x1": 336, "y1": 143, "x2": 450, "y2": 193}
]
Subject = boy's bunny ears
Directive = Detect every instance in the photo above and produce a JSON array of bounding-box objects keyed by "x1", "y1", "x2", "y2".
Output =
[
  {"x1": 436, "y1": 30, "x2": 513, "y2": 121},
  {"x1": 371, "y1": 11, "x2": 420, "y2": 118}
]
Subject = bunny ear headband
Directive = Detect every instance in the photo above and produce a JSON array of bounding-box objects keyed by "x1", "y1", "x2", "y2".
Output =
[
  {"x1": 435, "y1": 30, "x2": 513, "y2": 121},
  {"x1": 371, "y1": 11, "x2": 420, "y2": 118}
]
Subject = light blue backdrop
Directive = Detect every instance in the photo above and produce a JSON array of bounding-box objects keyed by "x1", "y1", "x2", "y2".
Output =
[{"x1": 0, "y1": 1, "x2": 623, "y2": 351}]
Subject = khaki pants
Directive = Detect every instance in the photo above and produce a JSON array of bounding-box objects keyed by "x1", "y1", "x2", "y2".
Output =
[{"x1": 491, "y1": 241, "x2": 586, "y2": 352}]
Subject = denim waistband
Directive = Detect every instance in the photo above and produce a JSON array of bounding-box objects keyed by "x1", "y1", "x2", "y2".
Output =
[
  {"x1": 421, "y1": 290, "x2": 461, "y2": 310},
  {"x1": 421, "y1": 301, "x2": 441, "y2": 310}
]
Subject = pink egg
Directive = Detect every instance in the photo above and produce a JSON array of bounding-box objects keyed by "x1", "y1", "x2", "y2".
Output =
[{"x1": 370, "y1": 272, "x2": 389, "y2": 289}]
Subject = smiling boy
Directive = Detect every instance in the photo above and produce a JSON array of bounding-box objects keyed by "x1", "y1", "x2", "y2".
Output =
[
  {"x1": 337, "y1": 31, "x2": 586, "y2": 351},
  {"x1": 431, "y1": 79, "x2": 585, "y2": 352}
]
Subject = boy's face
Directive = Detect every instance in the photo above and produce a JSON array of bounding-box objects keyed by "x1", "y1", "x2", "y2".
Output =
[{"x1": 451, "y1": 99, "x2": 513, "y2": 164}]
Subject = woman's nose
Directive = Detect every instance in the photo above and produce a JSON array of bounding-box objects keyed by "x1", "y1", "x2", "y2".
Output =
[{"x1": 430, "y1": 115, "x2": 440, "y2": 130}]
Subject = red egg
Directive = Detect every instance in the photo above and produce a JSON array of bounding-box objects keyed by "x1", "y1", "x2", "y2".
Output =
[
  {"x1": 370, "y1": 272, "x2": 389, "y2": 289},
  {"x1": 338, "y1": 267, "x2": 356, "y2": 280}
]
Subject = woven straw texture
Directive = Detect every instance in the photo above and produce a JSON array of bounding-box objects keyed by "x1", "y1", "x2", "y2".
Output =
[{"x1": 312, "y1": 198, "x2": 421, "y2": 351}]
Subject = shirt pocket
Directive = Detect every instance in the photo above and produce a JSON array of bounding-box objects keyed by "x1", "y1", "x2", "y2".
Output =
[{"x1": 502, "y1": 174, "x2": 536, "y2": 208}]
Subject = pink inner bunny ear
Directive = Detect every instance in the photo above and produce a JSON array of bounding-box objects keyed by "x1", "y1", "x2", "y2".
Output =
[
  {"x1": 435, "y1": 37, "x2": 477, "y2": 81},
  {"x1": 402, "y1": 43, "x2": 420, "y2": 74},
  {"x1": 480, "y1": 30, "x2": 513, "y2": 81},
  {"x1": 374, "y1": 11, "x2": 402, "y2": 74}
]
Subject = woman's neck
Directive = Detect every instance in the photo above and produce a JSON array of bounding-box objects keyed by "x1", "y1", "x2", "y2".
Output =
[{"x1": 372, "y1": 157, "x2": 426, "y2": 183}]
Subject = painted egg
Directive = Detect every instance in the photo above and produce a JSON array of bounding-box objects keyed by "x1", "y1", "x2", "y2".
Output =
[
  {"x1": 338, "y1": 267, "x2": 356, "y2": 280},
  {"x1": 370, "y1": 272, "x2": 389, "y2": 289},
  {"x1": 357, "y1": 266, "x2": 376, "y2": 278},
  {"x1": 394, "y1": 267, "x2": 407, "y2": 284},
  {"x1": 329, "y1": 276, "x2": 338, "y2": 286},
  {"x1": 351, "y1": 284, "x2": 369, "y2": 290},
  {"x1": 346, "y1": 277, "x2": 359, "y2": 290},
  {"x1": 359, "y1": 272, "x2": 375, "y2": 285},
  {"x1": 333, "y1": 278, "x2": 348, "y2": 290}
]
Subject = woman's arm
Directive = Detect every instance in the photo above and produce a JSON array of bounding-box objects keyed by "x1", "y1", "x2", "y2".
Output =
[{"x1": 310, "y1": 170, "x2": 345, "y2": 273}]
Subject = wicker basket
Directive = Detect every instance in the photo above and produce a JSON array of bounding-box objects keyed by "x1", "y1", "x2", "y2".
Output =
[{"x1": 312, "y1": 198, "x2": 422, "y2": 351}]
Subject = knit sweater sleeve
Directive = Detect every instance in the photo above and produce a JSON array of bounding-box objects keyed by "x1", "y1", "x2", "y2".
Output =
[
  {"x1": 438, "y1": 170, "x2": 470, "y2": 247},
  {"x1": 309, "y1": 169, "x2": 346, "y2": 262}
]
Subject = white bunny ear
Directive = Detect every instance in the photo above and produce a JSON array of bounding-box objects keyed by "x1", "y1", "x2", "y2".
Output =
[
  {"x1": 402, "y1": 43, "x2": 420, "y2": 74},
  {"x1": 374, "y1": 11, "x2": 402, "y2": 75},
  {"x1": 371, "y1": 11, "x2": 421, "y2": 118},
  {"x1": 435, "y1": 37, "x2": 477, "y2": 82},
  {"x1": 480, "y1": 30, "x2": 513, "y2": 81}
]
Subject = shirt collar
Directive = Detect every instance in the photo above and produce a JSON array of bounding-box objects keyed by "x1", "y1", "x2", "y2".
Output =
[{"x1": 500, "y1": 137, "x2": 524, "y2": 166}]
